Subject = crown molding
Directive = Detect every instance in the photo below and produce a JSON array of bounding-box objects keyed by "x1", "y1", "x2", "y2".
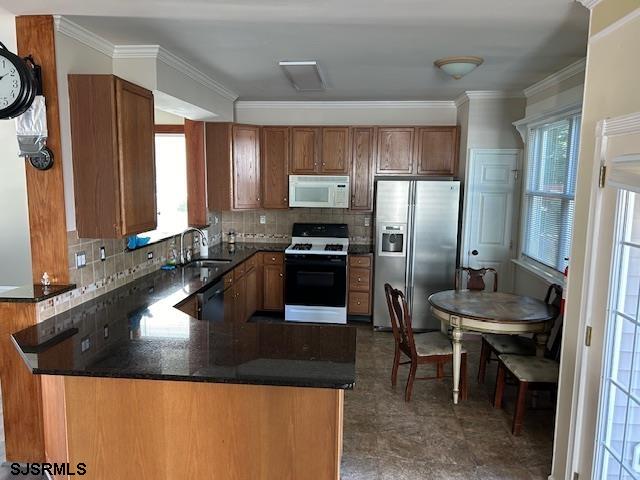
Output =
[
  {"x1": 54, "y1": 16, "x2": 238, "y2": 101},
  {"x1": 113, "y1": 45, "x2": 238, "y2": 101},
  {"x1": 575, "y1": 0, "x2": 603, "y2": 9},
  {"x1": 454, "y1": 90, "x2": 525, "y2": 108},
  {"x1": 235, "y1": 100, "x2": 456, "y2": 110},
  {"x1": 523, "y1": 58, "x2": 586, "y2": 98},
  {"x1": 602, "y1": 111, "x2": 640, "y2": 137},
  {"x1": 53, "y1": 15, "x2": 115, "y2": 57},
  {"x1": 512, "y1": 101, "x2": 582, "y2": 142}
]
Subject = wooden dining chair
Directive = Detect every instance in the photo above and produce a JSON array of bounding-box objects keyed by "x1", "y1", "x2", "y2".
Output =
[
  {"x1": 384, "y1": 283, "x2": 467, "y2": 402},
  {"x1": 455, "y1": 267, "x2": 498, "y2": 292},
  {"x1": 477, "y1": 284, "x2": 562, "y2": 384}
]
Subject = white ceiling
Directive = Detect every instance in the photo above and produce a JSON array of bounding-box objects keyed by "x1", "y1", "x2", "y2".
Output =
[{"x1": 1, "y1": 0, "x2": 589, "y2": 100}]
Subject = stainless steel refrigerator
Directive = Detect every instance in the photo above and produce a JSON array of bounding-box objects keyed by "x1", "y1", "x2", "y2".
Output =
[{"x1": 373, "y1": 179, "x2": 461, "y2": 330}]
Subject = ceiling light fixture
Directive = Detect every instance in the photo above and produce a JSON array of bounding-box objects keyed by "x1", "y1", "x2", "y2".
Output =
[
  {"x1": 434, "y1": 56, "x2": 484, "y2": 80},
  {"x1": 279, "y1": 60, "x2": 326, "y2": 92}
]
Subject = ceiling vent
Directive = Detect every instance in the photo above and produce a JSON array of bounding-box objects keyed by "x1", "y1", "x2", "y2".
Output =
[{"x1": 279, "y1": 61, "x2": 326, "y2": 92}]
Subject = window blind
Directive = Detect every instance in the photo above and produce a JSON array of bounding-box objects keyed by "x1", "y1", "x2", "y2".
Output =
[{"x1": 522, "y1": 113, "x2": 581, "y2": 272}]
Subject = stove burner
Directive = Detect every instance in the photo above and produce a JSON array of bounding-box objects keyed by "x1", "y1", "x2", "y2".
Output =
[
  {"x1": 292, "y1": 243, "x2": 313, "y2": 250},
  {"x1": 324, "y1": 244, "x2": 344, "y2": 251}
]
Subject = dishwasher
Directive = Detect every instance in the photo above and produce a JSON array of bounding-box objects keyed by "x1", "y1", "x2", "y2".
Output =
[{"x1": 197, "y1": 279, "x2": 225, "y2": 322}]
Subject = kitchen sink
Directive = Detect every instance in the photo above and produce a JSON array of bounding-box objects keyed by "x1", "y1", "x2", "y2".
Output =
[{"x1": 185, "y1": 259, "x2": 232, "y2": 268}]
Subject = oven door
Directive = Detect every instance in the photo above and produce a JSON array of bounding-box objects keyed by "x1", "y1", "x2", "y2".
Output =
[{"x1": 285, "y1": 255, "x2": 347, "y2": 307}]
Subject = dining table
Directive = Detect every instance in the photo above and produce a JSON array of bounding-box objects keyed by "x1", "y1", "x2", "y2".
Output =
[{"x1": 428, "y1": 289, "x2": 557, "y2": 404}]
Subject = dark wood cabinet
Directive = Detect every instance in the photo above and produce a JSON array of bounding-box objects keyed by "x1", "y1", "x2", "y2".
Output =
[
  {"x1": 233, "y1": 276, "x2": 246, "y2": 323},
  {"x1": 68, "y1": 74, "x2": 156, "y2": 238},
  {"x1": 263, "y1": 253, "x2": 285, "y2": 311},
  {"x1": 414, "y1": 127, "x2": 459, "y2": 176},
  {"x1": 175, "y1": 295, "x2": 200, "y2": 319},
  {"x1": 207, "y1": 123, "x2": 260, "y2": 211},
  {"x1": 290, "y1": 127, "x2": 320, "y2": 174},
  {"x1": 321, "y1": 127, "x2": 350, "y2": 174},
  {"x1": 261, "y1": 127, "x2": 290, "y2": 209},
  {"x1": 350, "y1": 127, "x2": 376, "y2": 211},
  {"x1": 376, "y1": 127, "x2": 415, "y2": 175},
  {"x1": 245, "y1": 266, "x2": 258, "y2": 320}
]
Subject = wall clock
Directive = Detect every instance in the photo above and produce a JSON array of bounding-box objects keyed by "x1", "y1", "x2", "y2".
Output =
[{"x1": 0, "y1": 42, "x2": 37, "y2": 119}]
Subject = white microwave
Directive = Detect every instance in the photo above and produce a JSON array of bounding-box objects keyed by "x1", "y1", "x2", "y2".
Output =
[{"x1": 289, "y1": 175, "x2": 350, "y2": 208}]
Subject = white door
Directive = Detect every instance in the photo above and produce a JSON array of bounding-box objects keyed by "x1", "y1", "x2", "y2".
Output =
[
  {"x1": 462, "y1": 149, "x2": 521, "y2": 292},
  {"x1": 569, "y1": 113, "x2": 640, "y2": 480}
]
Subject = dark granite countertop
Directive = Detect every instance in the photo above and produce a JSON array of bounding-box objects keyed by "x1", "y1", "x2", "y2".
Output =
[
  {"x1": 11, "y1": 242, "x2": 357, "y2": 389},
  {"x1": 0, "y1": 284, "x2": 76, "y2": 303}
]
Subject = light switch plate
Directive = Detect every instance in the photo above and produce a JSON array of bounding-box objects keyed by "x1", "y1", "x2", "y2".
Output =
[
  {"x1": 364, "y1": 217, "x2": 370, "y2": 227},
  {"x1": 260, "y1": 215, "x2": 267, "y2": 224},
  {"x1": 100, "y1": 246, "x2": 106, "y2": 261},
  {"x1": 147, "y1": 251, "x2": 153, "y2": 260}
]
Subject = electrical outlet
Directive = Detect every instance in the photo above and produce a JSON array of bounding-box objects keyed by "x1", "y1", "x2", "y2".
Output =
[
  {"x1": 103, "y1": 324, "x2": 109, "y2": 339},
  {"x1": 100, "y1": 246, "x2": 106, "y2": 261},
  {"x1": 260, "y1": 215, "x2": 267, "y2": 224},
  {"x1": 214, "y1": 216, "x2": 219, "y2": 225},
  {"x1": 75, "y1": 251, "x2": 86, "y2": 269},
  {"x1": 147, "y1": 251, "x2": 153, "y2": 260},
  {"x1": 364, "y1": 217, "x2": 370, "y2": 227},
  {"x1": 81, "y1": 336, "x2": 90, "y2": 353}
]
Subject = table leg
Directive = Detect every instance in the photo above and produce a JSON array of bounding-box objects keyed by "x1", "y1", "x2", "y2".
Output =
[
  {"x1": 450, "y1": 316, "x2": 463, "y2": 404},
  {"x1": 534, "y1": 332, "x2": 548, "y2": 357}
]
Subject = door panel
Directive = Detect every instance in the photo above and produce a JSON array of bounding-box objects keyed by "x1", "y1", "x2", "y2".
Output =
[
  {"x1": 290, "y1": 127, "x2": 319, "y2": 173},
  {"x1": 463, "y1": 150, "x2": 521, "y2": 293},
  {"x1": 263, "y1": 264, "x2": 284, "y2": 311},
  {"x1": 233, "y1": 125, "x2": 261, "y2": 209},
  {"x1": 415, "y1": 127, "x2": 458, "y2": 175},
  {"x1": 321, "y1": 127, "x2": 350, "y2": 173},
  {"x1": 115, "y1": 78, "x2": 156, "y2": 236},
  {"x1": 350, "y1": 128, "x2": 375, "y2": 211},
  {"x1": 410, "y1": 181, "x2": 460, "y2": 330},
  {"x1": 262, "y1": 127, "x2": 289, "y2": 209},
  {"x1": 376, "y1": 128, "x2": 414, "y2": 174}
]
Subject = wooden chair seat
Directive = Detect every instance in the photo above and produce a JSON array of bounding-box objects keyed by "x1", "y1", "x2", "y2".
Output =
[
  {"x1": 483, "y1": 334, "x2": 536, "y2": 356},
  {"x1": 499, "y1": 354, "x2": 559, "y2": 384},
  {"x1": 414, "y1": 332, "x2": 467, "y2": 356}
]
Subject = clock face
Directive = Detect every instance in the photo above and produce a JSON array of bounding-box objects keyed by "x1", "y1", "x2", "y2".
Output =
[
  {"x1": 0, "y1": 46, "x2": 35, "y2": 120},
  {"x1": 0, "y1": 57, "x2": 23, "y2": 110}
]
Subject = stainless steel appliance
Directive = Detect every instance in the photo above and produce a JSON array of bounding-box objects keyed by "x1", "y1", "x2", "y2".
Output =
[
  {"x1": 288, "y1": 175, "x2": 350, "y2": 208},
  {"x1": 285, "y1": 223, "x2": 349, "y2": 324},
  {"x1": 373, "y1": 180, "x2": 461, "y2": 331},
  {"x1": 198, "y1": 279, "x2": 225, "y2": 322}
]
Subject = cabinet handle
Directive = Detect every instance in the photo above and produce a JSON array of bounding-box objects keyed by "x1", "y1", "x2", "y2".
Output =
[
  {"x1": 358, "y1": 277, "x2": 362, "y2": 282},
  {"x1": 357, "y1": 301, "x2": 361, "y2": 305},
  {"x1": 279, "y1": 273, "x2": 283, "y2": 278},
  {"x1": 283, "y1": 197, "x2": 287, "y2": 201},
  {"x1": 272, "y1": 257, "x2": 276, "y2": 261}
]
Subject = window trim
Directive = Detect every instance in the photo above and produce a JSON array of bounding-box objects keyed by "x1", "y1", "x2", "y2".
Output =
[{"x1": 514, "y1": 104, "x2": 582, "y2": 280}]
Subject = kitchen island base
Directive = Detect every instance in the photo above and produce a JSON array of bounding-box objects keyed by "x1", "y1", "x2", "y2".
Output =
[{"x1": 43, "y1": 376, "x2": 344, "y2": 480}]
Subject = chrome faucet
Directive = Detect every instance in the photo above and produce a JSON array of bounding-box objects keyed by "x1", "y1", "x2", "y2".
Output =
[{"x1": 180, "y1": 227, "x2": 208, "y2": 265}]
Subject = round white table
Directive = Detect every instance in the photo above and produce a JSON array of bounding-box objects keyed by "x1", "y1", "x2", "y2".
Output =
[{"x1": 428, "y1": 290, "x2": 557, "y2": 404}]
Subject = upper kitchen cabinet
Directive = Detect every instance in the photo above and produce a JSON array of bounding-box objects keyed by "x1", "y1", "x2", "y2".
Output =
[
  {"x1": 68, "y1": 75, "x2": 156, "y2": 239},
  {"x1": 261, "y1": 127, "x2": 290, "y2": 209},
  {"x1": 207, "y1": 123, "x2": 261, "y2": 211},
  {"x1": 414, "y1": 126, "x2": 459, "y2": 176},
  {"x1": 290, "y1": 127, "x2": 320, "y2": 174},
  {"x1": 320, "y1": 127, "x2": 350, "y2": 174},
  {"x1": 350, "y1": 127, "x2": 376, "y2": 211},
  {"x1": 184, "y1": 119, "x2": 208, "y2": 227},
  {"x1": 376, "y1": 127, "x2": 415, "y2": 175}
]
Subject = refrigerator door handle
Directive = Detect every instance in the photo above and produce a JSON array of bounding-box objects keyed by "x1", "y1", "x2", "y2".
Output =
[{"x1": 405, "y1": 181, "x2": 416, "y2": 311}]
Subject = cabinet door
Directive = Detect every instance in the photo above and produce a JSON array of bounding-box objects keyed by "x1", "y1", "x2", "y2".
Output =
[
  {"x1": 245, "y1": 267, "x2": 258, "y2": 321},
  {"x1": 350, "y1": 128, "x2": 375, "y2": 211},
  {"x1": 290, "y1": 127, "x2": 319, "y2": 173},
  {"x1": 184, "y1": 119, "x2": 208, "y2": 226},
  {"x1": 263, "y1": 264, "x2": 284, "y2": 311},
  {"x1": 414, "y1": 127, "x2": 458, "y2": 175},
  {"x1": 262, "y1": 127, "x2": 290, "y2": 209},
  {"x1": 175, "y1": 295, "x2": 199, "y2": 319},
  {"x1": 321, "y1": 127, "x2": 350, "y2": 174},
  {"x1": 115, "y1": 77, "x2": 157, "y2": 236},
  {"x1": 234, "y1": 275, "x2": 247, "y2": 323},
  {"x1": 376, "y1": 127, "x2": 415, "y2": 175},
  {"x1": 232, "y1": 125, "x2": 261, "y2": 209}
]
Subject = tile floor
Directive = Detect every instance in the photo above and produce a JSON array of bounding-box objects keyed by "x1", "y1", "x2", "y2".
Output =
[{"x1": 341, "y1": 326, "x2": 555, "y2": 480}]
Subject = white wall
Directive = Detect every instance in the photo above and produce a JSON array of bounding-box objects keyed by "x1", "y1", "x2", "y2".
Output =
[
  {"x1": 55, "y1": 32, "x2": 113, "y2": 233},
  {"x1": 234, "y1": 101, "x2": 457, "y2": 126},
  {"x1": 0, "y1": 9, "x2": 32, "y2": 286}
]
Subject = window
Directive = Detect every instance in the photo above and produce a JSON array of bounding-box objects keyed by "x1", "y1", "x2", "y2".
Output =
[
  {"x1": 522, "y1": 113, "x2": 581, "y2": 272},
  {"x1": 139, "y1": 132, "x2": 188, "y2": 244}
]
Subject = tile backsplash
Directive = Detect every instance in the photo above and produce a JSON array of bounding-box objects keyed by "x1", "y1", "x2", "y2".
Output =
[
  {"x1": 221, "y1": 209, "x2": 373, "y2": 244},
  {"x1": 37, "y1": 212, "x2": 222, "y2": 321}
]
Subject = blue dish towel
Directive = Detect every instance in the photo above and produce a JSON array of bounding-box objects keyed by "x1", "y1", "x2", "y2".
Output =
[{"x1": 127, "y1": 235, "x2": 151, "y2": 250}]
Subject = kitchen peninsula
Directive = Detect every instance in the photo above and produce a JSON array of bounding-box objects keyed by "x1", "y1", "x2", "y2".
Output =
[{"x1": 11, "y1": 244, "x2": 356, "y2": 480}]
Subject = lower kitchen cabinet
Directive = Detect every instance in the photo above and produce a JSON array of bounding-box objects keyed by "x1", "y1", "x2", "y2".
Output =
[
  {"x1": 347, "y1": 254, "x2": 373, "y2": 316},
  {"x1": 175, "y1": 295, "x2": 200, "y2": 319},
  {"x1": 262, "y1": 253, "x2": 285, "y2": 311},
  {"x1": 245, "y1": 264, "x2": 258, "y2": 320}
]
